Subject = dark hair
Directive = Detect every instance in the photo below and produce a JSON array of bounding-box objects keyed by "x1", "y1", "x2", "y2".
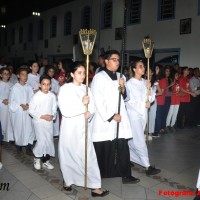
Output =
[
  {"x1": 0, "y1": 67, "x2": 10, "y2": 74},
  {"x1": 164, "y1": 66, "x2": 173, "y2": 91},
  {"x1": 171, "y1": 71, "x2": 179, "y2": 81},
  {"x1": 16, "y1": 67, "x2": 29, "y2": 75},
  {"x1": 45, "y1": 65, "x2": 55, "y2": 75},
  {"x1": 193, "y1": 67, "x2": 200, "y2": 74},
  {"x1": 61, "y1": 59, "x2": 73, "y2": 74},
  {"x1": 129, "y1": 60, "x2": 144, "y2": 78},
  {"x1": 181, "y1": 66, "x2": 189, "y2": 75},
  {"x1": 67, "y1": 61, "x2": 85, "y2": 83},
  {"x1": 98, "y1": 54, "x2": 105, "y2": 59},
  {"x1": 154, "y1": 64, "x2": 163, "y2": 80},
  {"x1": 39, "y1": 74, "x2": 51, "y2": 84},
  {"x1": 104, "y1": 50, "x2": 120, "y2": 60}
]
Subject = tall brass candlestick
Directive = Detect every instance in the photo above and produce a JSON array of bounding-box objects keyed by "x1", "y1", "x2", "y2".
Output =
[
  {"x1": 142, "y1": 36, "x2": 154, "y2": 144},
  {"x1": 79, "y1": 29, "x2": 97, "y2": 190}
]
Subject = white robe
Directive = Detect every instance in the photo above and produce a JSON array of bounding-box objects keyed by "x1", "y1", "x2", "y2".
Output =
[
  {"x1": 51, "y1": 78, "x2": 60, "y2": 136},
  {"x1": 27, "y1": 73, "x2": 40, "y2": 90},
  {"x1": 0, "y1": 81, "x2": 14, "y2": 141},
  {"x1": 58, "y1": 83, "x2": 101, "y2": 188},
  {"x1": 9, "y1": 74, "x2": 18, "y2": 85},
  {"x1": 197, "y1": 169, "x2": 200, "y2": 189},
  {"x1": 90, "y1": 71, "x2": 132, "y2": 142},
  {"x1": 125, "y1": 78, "x2": 154, "y2": 168},
  {"x1": 9, "y1": 83, "x2": 35, "y2": 146},
  {"x1": 29, "y1": 90, "x2": 57, "y2": 157}
]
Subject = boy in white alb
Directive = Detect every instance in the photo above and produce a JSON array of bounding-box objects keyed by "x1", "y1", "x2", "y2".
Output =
[
  {"x1": 29, "y1": 75, "x2": 57, "y2": 170},
  {"x1": 0, "y1": 68, "x2": 13, "y2": 142},
  {"x1": 9, "y1": 68, "x2": 35, "y2": 155}
]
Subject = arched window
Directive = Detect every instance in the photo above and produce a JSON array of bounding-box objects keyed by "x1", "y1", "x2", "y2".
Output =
[
  {"x1": 64, "y1": 12, "x2": 72, "y2": 35},
  {"x1": 50, "y1": 16, "x2": 57, "y2": 38},
  {"x1": 38, "y1": 19, "x2": 44, "y2": 40},
  {"x1": 102, "y1": 0, "x2": 113, "y2": 29},
  {"x1": 81, "y1": 6, "x2": 91, "y2": 29}
]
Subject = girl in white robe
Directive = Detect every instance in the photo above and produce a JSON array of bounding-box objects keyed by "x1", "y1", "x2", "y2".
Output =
[
  {"x1": 9, "y1": 68, "x2": 35, "y2": 153},
  {"x1": 0, "y1": 68, "x2": 14, "y2": 142},
  {"x1": 125, "y1": 60, "x2": 161, "y2": 176},
  {"x1": 58, "y1": 62, "x2": 109, "y2": 197},
  {"x1": 27, "y1": 61, "x2": 40, "y2": 94},
  {"x1": 29, "y1": 75, "x2": 57, "y2": 170}
]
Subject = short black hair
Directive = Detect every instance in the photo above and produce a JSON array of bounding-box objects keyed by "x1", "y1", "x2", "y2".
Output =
[
  {"x1": 104, "y1": 50, "x2": 120, "y2": 60},
  {"x1": 16, "y1": 67, "x2": 29, "y2": 75},
  {"x1": 0, "y1": 67, "x2": 10, "y2": 74},
  {"x1": 45, "y1": 65, "x2": 55, "y2": 75},
  {"x1": 39, "y1": 74, "x2": 51, "y2": 84}
]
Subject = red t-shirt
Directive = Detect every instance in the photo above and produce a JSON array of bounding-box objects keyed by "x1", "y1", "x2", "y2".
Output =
[
  {"x1": 179, "y1": 76, "x2": 190, "y2": 103},
  {"x1": 156, "y1": 78, "x2": 167, "y2": 105},
  {"x1": 171, "y1": 83, "x2": 181, "y2": 105}
]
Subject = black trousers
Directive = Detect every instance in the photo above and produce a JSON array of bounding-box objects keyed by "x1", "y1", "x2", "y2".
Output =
[
  {"x1": 177, "y1": 102, "x2": 190, "y2": 128},
  {"x1": 36, "y1": 154, "x2": 50, "y2": 163},
  {"x1": 93, "y1": 138, "x2": 131, "y2": 178},
  {"x1": 190, "y1": 95, "x2": 200, "y2": 126}
]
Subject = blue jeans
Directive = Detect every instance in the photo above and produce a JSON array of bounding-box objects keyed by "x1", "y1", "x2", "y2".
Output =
[{"x1": 155, "y1": 105, "x2": 165, "y2": 133}]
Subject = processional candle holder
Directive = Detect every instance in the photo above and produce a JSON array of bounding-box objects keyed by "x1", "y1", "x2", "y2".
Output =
[
  {"x1": 142, "y1": 36, "x2": 154, "y2": 143},
  {"x1": 79, "y1": 29, "x2": 97, "y2": 190}
]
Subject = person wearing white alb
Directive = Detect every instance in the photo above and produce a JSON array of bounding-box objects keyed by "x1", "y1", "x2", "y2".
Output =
[
  {"x1": 29, "y1": 75, "x2": 57, "y2": 170},
  {"x1": 125, "y1": 60, "x2": 161, "y2": 176}
]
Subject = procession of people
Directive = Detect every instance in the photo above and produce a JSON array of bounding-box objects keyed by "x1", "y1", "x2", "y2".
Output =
[{"x1": 0, "y1": 50, "x2": 200, "y2": 198}]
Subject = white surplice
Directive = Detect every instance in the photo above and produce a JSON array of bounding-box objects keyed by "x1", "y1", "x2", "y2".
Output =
[
  {"x1": 9, "y1": 83, "x2": 35, "y2": 146},
  {"x1": 29, "y1": 90, "x2": 57, "y2": 157},
  {"x1": 125, "y1": 77, "x2": 154, "y2": 167},
  {"x1": 0, "y1": 81, "x2": 14, "y2": 141},
  {"x1": 90, "y1": 71, "x2": 132, "y2": 142},
  {"x1": 27, "y1": 73, "x2": 40, "y2": 90},
  {"x1": 58, "y1": 83, "x2": 101, "y2": 188},
  {"x1": 51, "y1": 78, "x2": 60, "y2": 136}
]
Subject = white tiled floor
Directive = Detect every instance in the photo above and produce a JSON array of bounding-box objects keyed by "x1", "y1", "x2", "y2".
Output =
[{"x1": 0, "y1": 127, "x2": 200, "y2": 200}]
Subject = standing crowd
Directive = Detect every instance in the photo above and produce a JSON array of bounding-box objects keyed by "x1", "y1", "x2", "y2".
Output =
[{"x1": 0, "y1": 51, "x2": 200, "y2": 197}]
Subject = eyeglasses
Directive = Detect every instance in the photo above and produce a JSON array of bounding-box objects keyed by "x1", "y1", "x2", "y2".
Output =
[{"x1": 108, "y1": 58, "x2": 120, "y2": 62}]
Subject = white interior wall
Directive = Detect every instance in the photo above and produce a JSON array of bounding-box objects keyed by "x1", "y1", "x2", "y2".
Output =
[{"x1": 1, "y1": 0, "x2": 200, "y2": 68}]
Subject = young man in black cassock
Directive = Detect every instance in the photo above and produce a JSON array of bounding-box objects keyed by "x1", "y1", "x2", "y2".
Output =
[{"x1": 91, "y1": 50, "x2": 140, "y2": 184}]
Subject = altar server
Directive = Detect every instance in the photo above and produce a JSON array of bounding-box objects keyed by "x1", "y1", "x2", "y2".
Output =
[
  {"x1": 125, "y1": 60, "x2": 161, "y2": 176},
  {"x1": 9, "y1": 68, "x2": 35, "y2": 154},
  {"x1": 0, "y1": 68, "x2": 13, "y2": 142},
  {"x1": 58, "y1": 62, "x2": 109, "y2": 197},
  {"x1": 91, "y1": 50, "x2": 139, "y2": 184},
  {"x1": 29, "y1": 74, "x2": 57, "y2": 170}
]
